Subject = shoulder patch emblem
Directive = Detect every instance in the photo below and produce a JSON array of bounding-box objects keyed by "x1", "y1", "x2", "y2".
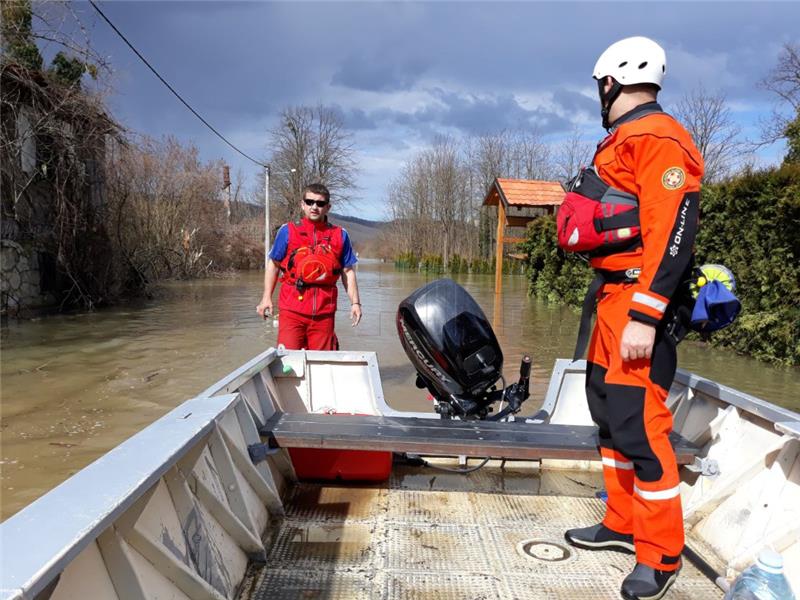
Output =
[{"x1": 662, "y1": 167, "x2": 686, "y2": 190}]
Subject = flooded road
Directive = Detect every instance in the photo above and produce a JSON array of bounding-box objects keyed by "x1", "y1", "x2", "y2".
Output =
[{"x1": 1, "y1": 260, "x2": 798, "y2": 519}]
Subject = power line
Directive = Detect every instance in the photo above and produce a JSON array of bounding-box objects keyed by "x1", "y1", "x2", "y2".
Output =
[{"x1": 89, "y1": 0, "x2": 266, "y2": 168}]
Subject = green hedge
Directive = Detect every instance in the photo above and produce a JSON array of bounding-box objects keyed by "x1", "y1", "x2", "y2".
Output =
[
  {"x1": 522, "y1": 216, "x2": 594, "y2": 306},
  {"x1": 393, "y1": 253, "x2": 522, "y2": 275},
  {"x1": 521, "y1": 162, "x2": 800, "y2": 365},
  {"x1": 394, "y1": 251, "x2": 418, "y2": 270},
  {"x1": 694, "y1": 164, "x2": 800, "y2": 365}
]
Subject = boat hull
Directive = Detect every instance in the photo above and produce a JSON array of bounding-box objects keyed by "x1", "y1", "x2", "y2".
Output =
[{"x1": 1, "y1": 349, "x2": 797, "y2": 599}]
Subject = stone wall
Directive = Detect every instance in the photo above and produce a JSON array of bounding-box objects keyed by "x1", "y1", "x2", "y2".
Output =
[{"x1": 1, "y1": 239, "x2": 50, "y2": 316}]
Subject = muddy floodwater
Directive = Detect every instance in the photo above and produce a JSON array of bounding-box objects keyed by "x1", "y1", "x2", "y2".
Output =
[{"x1": 2, "y1": 260, "x2": 798, "y2": 519}]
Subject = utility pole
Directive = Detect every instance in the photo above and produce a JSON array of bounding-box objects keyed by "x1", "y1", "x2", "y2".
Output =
[
  {"x1": 223, "y1": 165, "x2": 231, "y2": 223},
  {"x1": 264, "y1": 165, "x2": 270, "y2": 268},
  {"x1": 263, "y1": 165, "x2": 296, "y2": 268}
]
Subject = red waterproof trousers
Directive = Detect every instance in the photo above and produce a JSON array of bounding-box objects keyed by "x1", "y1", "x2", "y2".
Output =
[
  {"x1": 277, "y1": 309, "x2": 339, "y2": 351},
  {"x1": 586, "y1": 283, "x2": 683, "y2": 572}
]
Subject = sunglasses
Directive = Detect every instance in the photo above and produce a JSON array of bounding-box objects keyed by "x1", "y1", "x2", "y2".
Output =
[{"x1": 303, "y1": 198, "x2": 329, "y2": 208}]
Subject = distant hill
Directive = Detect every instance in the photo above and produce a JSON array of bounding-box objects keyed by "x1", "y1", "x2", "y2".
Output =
[
  {"x1": 231, "y1": 205, "x2": 391, "y2": 258},
  {"x1": 329, "y1": 213, "x2": 387, "y2": 229},
  {"x1": 328, "y1": 213, "x2": 389, "y2": 257}
]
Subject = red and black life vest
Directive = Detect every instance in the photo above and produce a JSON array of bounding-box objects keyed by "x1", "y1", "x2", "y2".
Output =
[
  {"x1": 557, "y1": 166, "x2": 644, "y2": 360},
  {"x1": 278, "y1": 219, "x2": 344, "y2": 316},
  {"x1": 556, "y1": 166, "x2": 641, "y2": 256}
]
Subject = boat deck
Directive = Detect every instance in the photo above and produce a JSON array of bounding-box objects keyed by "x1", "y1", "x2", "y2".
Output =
[{"x1": 238, "y1": 460, "x2": 722, "y2": 599}]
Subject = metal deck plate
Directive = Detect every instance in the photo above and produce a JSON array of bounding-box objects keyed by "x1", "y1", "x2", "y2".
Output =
[
  {"x1": 384, "y1": 572, "x2": 505, "y2": 599},
  {"x1": 267, "y1": 521, "x2": 378, "y2": 570},
  {"x1": 242, "y1": 469, "x2": 722, "y2": 599},
  {"x1": 383, "y1": 523, "x2": 490, "y2": 571},
  {"x1": 388, "y1": 459, "x2": 603, "y2": 497},
  {"x1": 242, "y1": 568, "x2": 376, "y2": 599},
  {"x1": 386, "y1": 489, "x2": 477, "y2": 524},
  {"x1": 471, "y1": 492, "x2": 603, "y2": 526},
  {"x1": 284, "y1": 485, "x2": 388, "y2": 522}
]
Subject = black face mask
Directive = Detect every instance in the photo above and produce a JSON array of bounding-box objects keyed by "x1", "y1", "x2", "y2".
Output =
[{"x1": 597, "y1": 77, "x2": 624, "y2": 130}]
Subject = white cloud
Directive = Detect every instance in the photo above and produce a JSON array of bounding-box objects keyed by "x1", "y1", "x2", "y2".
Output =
[{"x1": 665, "y1": 45, "x2": 736, "y2": 91}]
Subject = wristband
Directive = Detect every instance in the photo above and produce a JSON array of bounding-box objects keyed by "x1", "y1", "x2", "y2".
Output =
[{"x1": 352, "y1": 302, "x2": 361, "y2": 306}]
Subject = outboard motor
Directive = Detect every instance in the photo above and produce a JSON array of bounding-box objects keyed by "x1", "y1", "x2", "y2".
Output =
[{"x1": 397, "y1": 278, "x2": 531, "y2": 420}]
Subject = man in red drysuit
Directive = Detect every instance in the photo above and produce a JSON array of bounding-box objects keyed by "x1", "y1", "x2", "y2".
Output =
[
  {"x1": 563, "y1": 37, "x2": 704, "y2": 600},
  {"x1": 256, "y1": 183, "x2": 361, "y2": 350}
]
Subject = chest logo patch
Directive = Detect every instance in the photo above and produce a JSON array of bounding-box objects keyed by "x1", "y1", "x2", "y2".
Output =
[{"x1": 662, "y1": 167, "x2": 686, "y2": 190}]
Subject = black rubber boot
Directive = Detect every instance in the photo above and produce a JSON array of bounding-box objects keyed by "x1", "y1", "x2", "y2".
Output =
[
  {"x1": 564, "y1": 523, "x2": 635, "y2": 554},
  {"x1": 620, "y1": 562, "x2": 681, "y2": 600}
]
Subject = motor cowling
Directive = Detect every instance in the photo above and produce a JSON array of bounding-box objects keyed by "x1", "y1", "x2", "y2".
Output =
[{"x1": 396, "y1": 279, "x2": 505, "y2": 418}]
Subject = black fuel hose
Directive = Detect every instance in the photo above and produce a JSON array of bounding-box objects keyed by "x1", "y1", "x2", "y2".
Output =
[
  {"x1": 421, "y1": 456, "x2": 491, "y2": 474},
  {"x1": 397, "y1": 453, "x2": 491, "y2": 474}
]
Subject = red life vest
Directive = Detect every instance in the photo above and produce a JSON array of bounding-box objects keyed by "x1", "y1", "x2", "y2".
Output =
[
  {"x1": 556, "y1": 166, "x2": 641, "y2": 256},
  {"x1": 278, "y1": 219, "x2": 344, "y2": 316}
]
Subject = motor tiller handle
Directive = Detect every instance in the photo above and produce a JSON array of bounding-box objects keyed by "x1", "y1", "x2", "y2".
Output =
[{"x1": 519, "y1": 355, "x2": 531, "y2": 383}]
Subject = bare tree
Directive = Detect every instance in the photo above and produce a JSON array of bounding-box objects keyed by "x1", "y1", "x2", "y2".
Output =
[
  {"x1": 553, "y1": 126, "x2": 593, "y2": 181},
  {"x1": 267, "y1": 105, "x2": 358, "y2": 223},
  {"x1": 462, "y1": 128, "x2": 555, "y2": 259},
  {"x1": 467, "y1": 131, "x2": 512, "y2": 259},
  {"x1": 386, "y1": 127, "x2": 555, "y2": 264},
  {"x1": 105, "y1": 136, "x2": 226, "y2": 282},
  {"x1": 387, "y1": 137, "x2": 471, "y2": 266},
  {"x1": 470, "y1": 131, "x2": 513, "y2": 189},
  {"x1": 673, "y1": 86, "x2": 743, "y2": 182},
  {"x1": 229, "y1": 167, "x2": 246, "y2": 217},
  {"x1": 511, "y1": 129, "x2": 553, "y2": 180},
  {"x1": 429, "y1": 136, "x2": 466, "y2": 267},
  {"x1": 759, "y1": 43, "x2": 800, "y2": 146}
]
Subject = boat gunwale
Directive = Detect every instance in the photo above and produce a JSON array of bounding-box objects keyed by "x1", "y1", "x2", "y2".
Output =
[
  {"x1": 198, "y1": 347, "x2": 277, "y2": 398},
  {"x1": 0, "y1": 393, "x2": 242, "y2": 600},
  {"x1": 546, "y1": 359, "x2": 799, "y2": 430}
]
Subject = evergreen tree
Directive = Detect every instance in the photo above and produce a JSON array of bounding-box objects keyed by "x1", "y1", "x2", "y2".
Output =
[
  {"x1": 0, "y1": 0, "x2": 43, "y2": 71},
  {"x1": 784, "y1": 110, "x2": 800, "y2": 164}
]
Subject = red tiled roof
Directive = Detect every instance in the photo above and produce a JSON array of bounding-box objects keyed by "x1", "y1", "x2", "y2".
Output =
[{"x1": 482, "y1": 178, "x2": 564, "y2": 208}]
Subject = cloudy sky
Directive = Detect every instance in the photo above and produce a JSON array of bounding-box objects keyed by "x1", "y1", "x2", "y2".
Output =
[{"x1": 65, "y1": 1, "x2": 800, "y2": 220}]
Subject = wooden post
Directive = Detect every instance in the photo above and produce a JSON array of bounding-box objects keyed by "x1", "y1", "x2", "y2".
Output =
[
  {"x1": 493, "y1": 293, "x2": 503, "y2": 333},
  {"x1": 494, "y1": 199, "x2": 506, "y2": 296}
]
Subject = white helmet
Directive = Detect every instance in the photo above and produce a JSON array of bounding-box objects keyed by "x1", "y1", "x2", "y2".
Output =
[{"x1": 593, "y1": 36, "x2": 666, "y2": 88}]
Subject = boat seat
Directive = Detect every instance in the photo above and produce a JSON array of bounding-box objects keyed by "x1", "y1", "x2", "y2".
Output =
[{"x1": 260, "y1": 412, "x2": 700, "y2": 465}]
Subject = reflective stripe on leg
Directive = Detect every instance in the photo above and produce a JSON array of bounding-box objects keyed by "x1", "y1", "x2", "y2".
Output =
[
  {"x1": 602, "y1": 455, "x2": 634, "y2": 470},
  {"x1": 634, "y1": 484, "x2": 680, "y2": 501},
  {"x1": 600, "y1": 448, "x2": 634, "y2": 535},
  {"x1": 633, "y1": 475, "x2": 684, "y2": 570}
]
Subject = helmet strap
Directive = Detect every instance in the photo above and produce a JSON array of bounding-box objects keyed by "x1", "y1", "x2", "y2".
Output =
[{"x1": 597, "y1": 77, "x2": 624, "y2": 130}]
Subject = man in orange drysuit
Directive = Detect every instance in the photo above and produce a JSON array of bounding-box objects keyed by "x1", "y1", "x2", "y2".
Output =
[
  {"x1": 563, "y1": 37, "x2": 704, "y2": 600},
  {"x1": 256, "y1": 183, "x2": 362, "y2": 350}
]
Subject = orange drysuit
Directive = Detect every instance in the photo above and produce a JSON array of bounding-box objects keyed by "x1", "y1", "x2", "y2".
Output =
[{"x1": 586, "y1": 102, "x2": 703, "y2": 572}]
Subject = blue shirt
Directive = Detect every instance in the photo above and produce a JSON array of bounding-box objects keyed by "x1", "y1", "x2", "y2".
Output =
[{"x1": 268, "y1": 224, "x2": 358, "y2": 268}]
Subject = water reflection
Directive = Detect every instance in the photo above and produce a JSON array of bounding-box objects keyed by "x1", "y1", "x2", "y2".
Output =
[{"x1": 1, "y1": 260, "x2": 797, "y2": 519}]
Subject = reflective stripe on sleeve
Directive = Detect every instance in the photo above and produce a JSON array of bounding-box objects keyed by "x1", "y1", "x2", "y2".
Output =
[
  {"x1": 634, "y1": 484, "x2": 681, "y2": 501},
  {"x1": 602, "y1": 456, "x2": 634, "y2": 470},
  {"x1": 632, "y1": 292, "x2": 667, "y2": 314}
]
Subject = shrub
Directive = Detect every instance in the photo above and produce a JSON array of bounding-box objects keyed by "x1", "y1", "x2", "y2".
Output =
[
  {"x1": 420, "y1": 254, "x2": 444, "y2": 273},
  {"x1": 394, "y1": 251, "x2": 418, "y2": 270}
]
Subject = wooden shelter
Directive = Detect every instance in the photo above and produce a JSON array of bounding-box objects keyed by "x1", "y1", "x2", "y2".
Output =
[{"x1": 482, "y1": 178, "x2": 564, "y2": 295}]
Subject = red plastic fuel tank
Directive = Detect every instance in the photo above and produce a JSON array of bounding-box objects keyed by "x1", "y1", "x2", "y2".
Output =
[{"x1": 287, "y1": 412, "x2": 392, "y2": 482}]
